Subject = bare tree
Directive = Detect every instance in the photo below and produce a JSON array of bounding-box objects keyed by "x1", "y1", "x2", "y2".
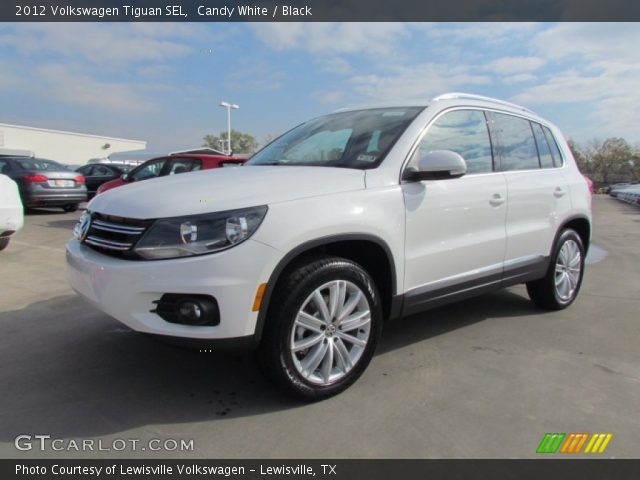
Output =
[{"x1": 587, "y1": 137, "x2": 633, "y2": 184}]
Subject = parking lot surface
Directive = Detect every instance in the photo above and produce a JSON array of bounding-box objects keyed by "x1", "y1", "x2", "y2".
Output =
[{"x1": 0, "y1": 196, "x2": 638, "y2": 458}]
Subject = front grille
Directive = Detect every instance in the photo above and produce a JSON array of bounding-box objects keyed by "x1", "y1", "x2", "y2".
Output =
[{"x1": 83, "y1": 213, "x2": 153, "y2": 259}]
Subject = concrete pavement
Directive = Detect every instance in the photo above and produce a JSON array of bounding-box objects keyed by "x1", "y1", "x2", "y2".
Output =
[{"x1": 0, "y1": 196, "x2": 638, "y2": 458}]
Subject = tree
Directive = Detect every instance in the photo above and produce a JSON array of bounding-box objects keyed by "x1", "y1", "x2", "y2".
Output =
[
  {"x1": 589, "y1": 137, "x2": 633, "y2": 184},
  {"x1": 567, "y1": 139, "x2": 588, "y2": 173},
  {"x1": 203, "y1": 130, "x2": 259, "y2": 155}
]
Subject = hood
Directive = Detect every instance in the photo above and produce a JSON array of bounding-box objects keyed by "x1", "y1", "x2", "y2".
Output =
[{"x1": 87, "y1": 166, "x2": 366, "y2": 219}]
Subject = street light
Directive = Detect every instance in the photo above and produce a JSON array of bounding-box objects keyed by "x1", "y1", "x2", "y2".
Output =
[{"x1": 220, "y1": 101, "x2": 239, "y2": 155}]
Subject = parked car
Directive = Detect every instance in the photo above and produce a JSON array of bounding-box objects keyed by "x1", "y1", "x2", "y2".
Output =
[
  {"x1": 76, "y1": 163, "x2": 132, "y2": 198},
  {"x1": 67, "y1": 93, "x2": 592, "y2": 399},
  {"x1": 616, "y1": 185, "x2": 640, "y2": 206},
  {"x1": 0, "y1": 156, "x2": 87, "y2": 212},
  {"x1": 95, "y1": 153, "x2": 247, "y2": 195},
  {"x1": 0, "y1": 174, "x2": 24, "y2": 251},
  {"x1": 609, "y1": 183, "x2": 636, "y2": 198}
]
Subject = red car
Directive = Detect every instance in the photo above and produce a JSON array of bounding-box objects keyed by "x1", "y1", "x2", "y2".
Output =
[{"x1": 96, "y1": 152, "x2": 247, "y2": 195}]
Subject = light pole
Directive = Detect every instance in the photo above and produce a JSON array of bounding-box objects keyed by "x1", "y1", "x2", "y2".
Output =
[{"x1": 220, "y1": 101, "x2": 239, "y2": 155}]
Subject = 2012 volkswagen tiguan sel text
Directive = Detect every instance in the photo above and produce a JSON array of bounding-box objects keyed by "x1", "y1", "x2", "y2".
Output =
[{"x1": 67, "y1": 93, "x2": 592, "y2": 399}]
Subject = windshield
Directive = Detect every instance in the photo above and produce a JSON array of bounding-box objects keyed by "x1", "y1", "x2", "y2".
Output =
[{"x1": 246, "y1": 107, "x2": 423, "y2": 169}]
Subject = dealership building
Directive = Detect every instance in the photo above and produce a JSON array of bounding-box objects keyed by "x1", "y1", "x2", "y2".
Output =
[{"x1": 0, "y1": 123, "x2": 146, "y2": 165}]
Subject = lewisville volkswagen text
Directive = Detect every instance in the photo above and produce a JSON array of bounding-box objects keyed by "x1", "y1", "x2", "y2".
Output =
[{"x1": 67, "y1": 93, "x2": 592, "y2": 399}]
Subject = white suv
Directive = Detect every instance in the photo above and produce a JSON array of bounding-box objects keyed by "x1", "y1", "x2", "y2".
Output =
[{"x1": 67, "y1": 93, "x2": 592, "y2": 399}]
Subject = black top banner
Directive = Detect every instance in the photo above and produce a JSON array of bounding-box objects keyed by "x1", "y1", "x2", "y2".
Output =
[{"x1": 4, "y1": 0, "x2": 640, "y2": 22}]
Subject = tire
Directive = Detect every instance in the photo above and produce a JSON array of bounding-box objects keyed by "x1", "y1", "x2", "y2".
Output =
[
  {"x1": 258, "y1": 255, "x2": 382, "y2": 400},
  {"x1": 526, "y1": 229, "x2": 585, "y2": 310},
  {"x1": 62, "y1": 204, "x2": 79, "y2": 212},
  {"x1": 0, "y1": 237, "x2": 9, "y2": 252}
]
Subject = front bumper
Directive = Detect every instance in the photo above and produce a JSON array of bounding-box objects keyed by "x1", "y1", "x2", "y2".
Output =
[{"x1": 66, "y1": 238, "x2": 281, "y2": 341}]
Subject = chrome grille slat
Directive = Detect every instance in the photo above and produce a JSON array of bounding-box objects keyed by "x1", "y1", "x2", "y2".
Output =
[
  {"x1": 91, "y1": 220, "x2": 146, "y2": 235},
  {"x1": 85, "y1": 236, "x2": 133, "y2": 251},
  {"x1": 81, "y1": 214, "x2": 151, "y2": 258}
]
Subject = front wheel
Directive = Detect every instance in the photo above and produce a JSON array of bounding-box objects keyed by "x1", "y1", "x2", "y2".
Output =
[
  {"x1": 259, "y1": 256, "x2": 382, "y2": 400},
  {"x1": 527, "y1": 229, "x2": 585, "y2": 310}
]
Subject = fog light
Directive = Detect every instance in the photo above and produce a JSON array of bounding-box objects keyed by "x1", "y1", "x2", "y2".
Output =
[
  {"x1": 178, "y1": 301, "x2": 202, "y2": 322},
  {"x1": 151, "y1": 294, "x2": 220, "y2": 326}
]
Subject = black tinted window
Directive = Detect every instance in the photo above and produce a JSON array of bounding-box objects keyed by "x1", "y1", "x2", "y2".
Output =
[
  {"x1": 93, "y1": 165, "x2": 115, "y2": 176},
  {"x1": 489, "y1": 113, "x2": 540, "y2": 171},
  {"x1": 0, "y1": 159, "x2": 12, "y2": 174},
  {"x1": 414, "y1": 110, "x2": 493, "y2": 174},
  {"x1": 130, "y1": 158, "x2": 167, "y2": 181},
  {"x1": 542, "y1": 126, "x2": 564, "y2": 167},
  {"x1": 15, "y1": 158, "x2": 67, "y2": 171},
  {"x1": 167, "y1": 158, "x2": 195, "y2": 175},
  {"x1": 531, "y1": 123, "x2": 554, "y2": 168}
]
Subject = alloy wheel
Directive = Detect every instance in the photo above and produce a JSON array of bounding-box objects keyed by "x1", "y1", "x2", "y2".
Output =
[
  {"x1": 554, "y1": 239, "x2": 582, "y2": 302},
  {"x1": 289, "y1": 280, "x2": 371, "y2": 386}
]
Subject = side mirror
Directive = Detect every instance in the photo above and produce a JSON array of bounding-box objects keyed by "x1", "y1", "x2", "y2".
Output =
[
  {"x1": 121, "y1": 173, "x2": 129, "y2": 181},
  {"x1": 403, "y1": 150, "x2": 467, "y2": 181}
]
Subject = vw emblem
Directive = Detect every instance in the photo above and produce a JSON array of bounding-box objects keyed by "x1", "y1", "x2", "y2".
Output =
[{"x1": 74, "y1": 212, "x2": 92, "y2": 241}]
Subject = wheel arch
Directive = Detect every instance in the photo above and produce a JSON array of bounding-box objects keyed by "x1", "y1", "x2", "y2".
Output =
[
  {"x1": 557, "y1": 215, "x2": 591, "y2": 255},
  {"x1": 253, "y1": 234, "x2": 399, "y2": 347}
]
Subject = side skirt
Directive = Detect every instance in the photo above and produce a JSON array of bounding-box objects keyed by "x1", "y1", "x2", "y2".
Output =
[{"x1": 401, "y1": 256, "x2": 550, "y2": 317}]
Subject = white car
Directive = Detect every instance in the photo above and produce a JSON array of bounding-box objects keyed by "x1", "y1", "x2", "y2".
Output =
[
  {"x1": 0, "y1": 173, "x2": 24, "y2": 251},
  {"x1": 67, "y1": 93, "x2": 592, "y2": 399}
]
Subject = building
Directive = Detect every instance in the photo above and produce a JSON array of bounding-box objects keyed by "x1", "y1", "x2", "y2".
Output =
[{"x1": 0, "y1": 123, "x2": 146, "y2": 165}]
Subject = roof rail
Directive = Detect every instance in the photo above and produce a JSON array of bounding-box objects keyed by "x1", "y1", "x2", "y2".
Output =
[{"x1": 432, "y1": 92, "x2": 536, "y2": 115}]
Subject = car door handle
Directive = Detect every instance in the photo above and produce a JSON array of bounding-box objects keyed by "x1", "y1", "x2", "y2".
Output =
[
  {"x1": 489, "y1": 193, "x2": 505, "y2": 207},
  {"x1": 554, "y1": 187, "x2": 566, "y2": 198}
]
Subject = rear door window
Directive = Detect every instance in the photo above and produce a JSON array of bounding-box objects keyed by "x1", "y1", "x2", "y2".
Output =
[
  {"x1": 166, "y1": 158, "x2": 196, "y2": 175},
  {"x1": 488, "y1": 112, "x2": 540, "y2": 171}
]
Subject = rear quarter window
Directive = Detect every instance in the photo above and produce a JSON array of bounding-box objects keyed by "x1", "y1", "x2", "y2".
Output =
[
  {"x1": 542, "y1": 126, "x2": 565, "y2": 167},
  {"x1": 531, "y1": 123, "x2": 555, "y2": 169}
]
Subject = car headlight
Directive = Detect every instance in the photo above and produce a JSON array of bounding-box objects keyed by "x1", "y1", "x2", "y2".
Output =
[{"x1": 134, "y1": 206, "x2": 268, "y2": 260}]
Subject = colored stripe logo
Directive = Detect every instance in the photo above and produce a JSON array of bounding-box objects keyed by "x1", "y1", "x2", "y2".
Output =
[{"x1": 537, "y1": 433, "x2": 613, "y2": 454}]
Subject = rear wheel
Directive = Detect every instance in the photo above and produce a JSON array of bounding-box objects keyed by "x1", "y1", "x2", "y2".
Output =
[
  {"x1": 62, "y1": 204, "x2": 79, "y2": 212},
  {"x1": 259, "y1": 256, "x2": 382, "y2": 400},
  {"x1": 0, "y1": 237, "x2": 10, "y2": 251},
  {"x1": 527, "y1": 229, "x2": 585, "y2": 310}
]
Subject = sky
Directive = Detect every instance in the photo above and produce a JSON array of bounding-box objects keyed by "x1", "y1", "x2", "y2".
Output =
[{"x1": 1, "y1": 22, "x2": 639, "y2": 151}]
